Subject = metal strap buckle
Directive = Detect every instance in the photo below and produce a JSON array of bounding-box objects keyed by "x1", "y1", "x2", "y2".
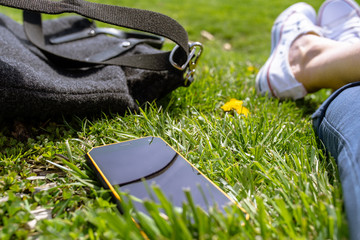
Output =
[{"x1": 169, "y1": 42, "x2": 203, "y2": 85}]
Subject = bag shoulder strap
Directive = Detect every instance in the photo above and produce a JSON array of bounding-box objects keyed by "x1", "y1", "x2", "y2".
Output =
[{"x1": 0, "y1": 0, "x2": 194, "y2": 71}]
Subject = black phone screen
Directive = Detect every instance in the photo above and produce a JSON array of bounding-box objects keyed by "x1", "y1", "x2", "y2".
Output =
[{"x1": 87, "y1": 137, "x2": 233, "y2": 214}]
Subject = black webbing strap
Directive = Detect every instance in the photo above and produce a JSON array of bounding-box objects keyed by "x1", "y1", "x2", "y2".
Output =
[{"x1": 0, "y1": 0, "x2": 189, "y2": 71}]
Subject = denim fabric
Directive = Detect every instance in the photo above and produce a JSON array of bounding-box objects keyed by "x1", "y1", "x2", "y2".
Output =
[{"x1": 312, "y1": 82, "x2": 360, "y2": 240}]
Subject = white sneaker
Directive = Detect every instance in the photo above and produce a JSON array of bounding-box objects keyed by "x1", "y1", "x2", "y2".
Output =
[
  {"x1": 271, "y1": 2, "x2": 317, "y2": 52},
  {"x1": 256, "y1": 3, "x2": 322, "y2": 100},
  {"x1": 318, "y1": 0, "x2": 360, "y2": 44}
]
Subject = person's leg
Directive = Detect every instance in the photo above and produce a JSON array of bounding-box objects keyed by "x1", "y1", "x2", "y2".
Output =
[
  {"x1": 256, "y1": 0, "x2": 360, "y2": 100},
  {"x1": 294, "y1": 2, "x2": 360, "y2": 238},
  {"x1": 313, "y1": 83, "x2": 360, "y2": 240},
  {"x1": 289, "y1": 34, "x2": 360, "y2": 92},
  {"x1": 288, "y1": 0, "x2": 360, "y2": 93},
  {"x1": 289, "y1": 0, "x2": 360, "y2": 93}
]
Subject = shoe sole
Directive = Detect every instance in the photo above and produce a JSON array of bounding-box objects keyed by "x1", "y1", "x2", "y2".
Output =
[{"x1": 255, "y1": 56, "x2": 274, "y2": 96}]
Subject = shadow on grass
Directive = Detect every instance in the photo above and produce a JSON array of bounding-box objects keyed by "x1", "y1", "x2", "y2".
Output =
[
  {"x1": 0, "y1": 91, "x2": 179, "y2": 146},
  {"x1": 294, "y1": 89, "x2": 331, "y2": 117}
]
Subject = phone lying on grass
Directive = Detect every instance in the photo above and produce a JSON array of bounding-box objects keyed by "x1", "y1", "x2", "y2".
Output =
[{"x1": 86, "y1": 136, "x2": 242, "y2": 215}]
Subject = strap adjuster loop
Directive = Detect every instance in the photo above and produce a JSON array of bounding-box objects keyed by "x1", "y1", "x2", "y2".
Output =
[{"x1": 169, "y1": 42, "x2": 203, "y2": 84}]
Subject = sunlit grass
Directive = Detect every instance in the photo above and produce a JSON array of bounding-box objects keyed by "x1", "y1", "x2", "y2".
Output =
[{"x1": 0, "y1": 0, "x2": 350, "y2": 239}]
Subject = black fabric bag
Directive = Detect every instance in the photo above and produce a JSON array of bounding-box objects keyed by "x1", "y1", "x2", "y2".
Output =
[{"x1": 0, "y1": 0, "x2": 202, "y2": 119}]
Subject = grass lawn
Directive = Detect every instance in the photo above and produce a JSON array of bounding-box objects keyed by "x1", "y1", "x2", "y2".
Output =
[{"x1": 0, "y1": 0, "x2": 351, "y2": 239}]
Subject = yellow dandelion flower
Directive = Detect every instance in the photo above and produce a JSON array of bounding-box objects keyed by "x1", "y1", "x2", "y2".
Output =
[
  {"x1": 247, "y1": 66, "x2": 255, "y2": 72},
  {"x1": 221, "y1": 98, "x2": 250, "y2": 117},
  {"x1": 246, "y1": 66, "x2": 258, "y2": 74}
]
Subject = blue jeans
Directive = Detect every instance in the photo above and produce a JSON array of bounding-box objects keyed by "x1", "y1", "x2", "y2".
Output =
[{"x1": 313, "y1": 82, "x2": 360, "y2": 240}]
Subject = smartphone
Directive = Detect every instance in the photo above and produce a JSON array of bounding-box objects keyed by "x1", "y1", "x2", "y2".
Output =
[{"x1": 86, "y1": 136, "x2": 237, "y2": 214}]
